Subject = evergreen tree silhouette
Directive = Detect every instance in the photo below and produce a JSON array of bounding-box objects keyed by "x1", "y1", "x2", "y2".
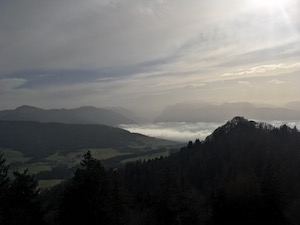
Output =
[
  {"x1": 4, "y1": 169, "x2": 44, "y2": 225},
  {"x1": 59, "y1": 151, "x2": 112, "y2": 225},
  {"x1": 0, "y1": 152, "x2": 9, "y2": 223}
]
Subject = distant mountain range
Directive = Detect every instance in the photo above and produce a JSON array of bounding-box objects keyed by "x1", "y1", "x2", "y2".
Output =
[
  {"x1": 2, "y1": 102, "x2": 300, "y2": 125},
  {"x1": 284, "y1": 101, "x2": 300, "y2": 111},
  {"x1": 0, "y1": 105, "x2": 137, "y2": 126},
  {"x1": 155, "y1": 102, "x2": 300, "y2": 122}
]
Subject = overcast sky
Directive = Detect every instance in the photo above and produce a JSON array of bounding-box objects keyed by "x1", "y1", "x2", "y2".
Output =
[{"x1": 1, "y1": 0, "x2": 299, "y2": 116}]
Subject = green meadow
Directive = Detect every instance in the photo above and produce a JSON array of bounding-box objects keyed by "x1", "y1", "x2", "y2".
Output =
[{"x1": 2, "y1": 141, "x2": 181, "y2": 188}]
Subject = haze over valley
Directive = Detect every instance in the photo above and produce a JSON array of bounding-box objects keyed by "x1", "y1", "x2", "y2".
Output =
[{"x1": 2, "y1": 103, "x2": 300, "y2": 142}]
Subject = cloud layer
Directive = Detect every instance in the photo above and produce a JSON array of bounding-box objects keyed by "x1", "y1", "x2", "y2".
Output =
[
  {"x1": 119, "y1": 122, "x2": 222, "y2": 142},
  {"x1": 120, "y1": 120, "x2": 300, "y2": 142},
  {"x1": 1, "y1": 0, "x2": 300, "y2": 113}
]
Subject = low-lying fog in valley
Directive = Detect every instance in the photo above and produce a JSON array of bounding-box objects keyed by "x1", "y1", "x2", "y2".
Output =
[
  {"x1": 120, "y1": 122, "x2": 222, "y2": 142},
  {"x1": 119, "y1": 120, "x2": 300, "y2": 142}
]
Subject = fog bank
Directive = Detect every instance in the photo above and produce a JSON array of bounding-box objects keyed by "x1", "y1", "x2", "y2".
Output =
[{"x1": 119, "y1": 120, "x2": 300, "y2": 143}]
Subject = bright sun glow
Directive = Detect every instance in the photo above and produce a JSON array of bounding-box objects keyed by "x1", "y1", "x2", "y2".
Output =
[
  {"x1": 249, "y1": 0, "x2": 294, "y2": 30},
  {"x1": 251, "y1": 0, "x2": 290, "y2": 10}
]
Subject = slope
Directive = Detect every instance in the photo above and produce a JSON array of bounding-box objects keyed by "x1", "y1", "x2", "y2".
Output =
[
  {"x1": 0, "y1": 120, "x2": 177, "y2": 159},
  {"x1": 120, "y1": 117, "x2": 300, "y2": 224}
]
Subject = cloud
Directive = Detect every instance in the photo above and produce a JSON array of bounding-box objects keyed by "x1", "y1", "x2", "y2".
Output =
[
  {"x1": 0, "y1": 0, "x2": 300, "y2": 111},
  {"x1": 220, "y1": 63, "x2": 300, "y2": 80},
  {"x1": 238, "y1": 81, "x2": 252, "y2": 87},
  {"x1": 0, "y1": 78, "x2": 27, "y2": 92},
  {"x1": 182, "y1": 83, "x2": 206, "y2": 88},
  {"x1": 1, "y1": 0, "x2": 298, "y2": 76},
  {"x1": 268, "y1": 79, "x2": 286, "y2": 85},
  {"x1": 0, "y1": 0, "x2": 216, "y2": 74}
]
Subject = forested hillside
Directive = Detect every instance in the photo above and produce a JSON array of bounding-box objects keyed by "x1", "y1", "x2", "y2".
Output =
[
  {"x1": 1, "y1": 117, "x2": 300, "y2": 224},
  {"x1": 0, "y1": 120, "x2": 174, "y2": 158}
]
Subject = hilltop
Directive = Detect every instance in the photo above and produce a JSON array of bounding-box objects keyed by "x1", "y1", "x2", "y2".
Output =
[{"x1": 117, "y1": 117, "x2": 300, "y2": 224}]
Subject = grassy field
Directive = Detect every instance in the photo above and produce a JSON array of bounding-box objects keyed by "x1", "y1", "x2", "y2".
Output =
[
  {"x1": 38, "y1": 179, "x2": 65, "y2": 189},
  {"x1": 18, "y1": 163, "x2": 52, "y2": 175},
  {"x1": 1, "y1": 138, "x2": 182, "y2": 188},
  {"x1": 45, "y1": 148, "x2": 131, "y2": 168},
  {"x1": 82, "y1": 148, "x2": 131, "y2": 160},
  {"x1": 121, "y1": 150, "x2": 170, "y2": 164},
  {"x1": 1, "y1": 148, "x2": 31, "y2": 164}
]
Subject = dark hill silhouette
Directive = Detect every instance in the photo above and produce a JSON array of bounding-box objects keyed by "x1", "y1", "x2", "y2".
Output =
[
  {"x1": 114, "y1": 117, "x2": 300, "y2": 224},
  {"x1": 176, "y1": 117, "x2": 300, "y2": 224},
  {"x1": 0, "y1": 120, "x2": 174, "y2": 158},
  {"x1": 155, "y1": 102, "x2": 300, "y2": 122},
  {"x1": 0, "y1": 105, "x2": 136, "y2": 126}
]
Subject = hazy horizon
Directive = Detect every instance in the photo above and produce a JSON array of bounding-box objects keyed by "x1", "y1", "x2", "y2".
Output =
[
  {"x1": 2, "y1": 100, "x2": 300, "y2": 123},
  {"x1": 1, "y1": 0, "x2": 299, "y2": 116},
  {"x1": 119, "y1": 119, "x2": 300, "y2": 142}
]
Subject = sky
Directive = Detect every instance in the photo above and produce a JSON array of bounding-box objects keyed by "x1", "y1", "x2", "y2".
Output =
[{"x1": 1, "y1": 0, "x2": 300, "y2": 117}]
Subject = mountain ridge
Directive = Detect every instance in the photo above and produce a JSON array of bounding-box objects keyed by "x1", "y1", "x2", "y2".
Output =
[
  {"x1": 0, "y1": 105, "x2": 136, "y2": 126},
  {"x1": 155, "y1": 102, "x2": 300, "y2": 122}
]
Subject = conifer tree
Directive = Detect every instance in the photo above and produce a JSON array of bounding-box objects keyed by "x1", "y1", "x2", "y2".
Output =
[
  {"x1": 4, "y1": 169, "x2": 44, "y2": 225},
  {"x1": 59, "y1": 151, "x2": 112, "y2": 225},
  {"x1": 0, "y1": 152, "x2": 9, "y2": 223}
]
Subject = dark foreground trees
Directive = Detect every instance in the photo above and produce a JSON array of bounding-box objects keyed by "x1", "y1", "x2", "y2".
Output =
[
  {"x1": 2, "y1": 117, "x2": 300, "y2": 224},
  {"x1": 58, "y1": 151, "x2": 128, "y2": 225},
  {"x1": 59, "y1": 151, "x2": 110, "y2": 224},
  {"x1": 0, "y1": 153, "x2": 44, "y2": 225},
  {"x1": 208, "y1": 170, "x2": 286, "y2": 225},
  {"x1": 0, "y1": 152, "x2": 9, "y2": 223}
]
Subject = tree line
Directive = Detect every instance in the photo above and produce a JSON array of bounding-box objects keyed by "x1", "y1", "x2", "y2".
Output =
[{"x1": 1, "y1": 117, "x2": 300, "y2": 224}]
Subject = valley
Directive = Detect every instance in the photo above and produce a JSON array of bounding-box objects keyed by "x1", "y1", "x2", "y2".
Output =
[{"x1": 0, "y1": 120, "x2": 180, "y2": 188}]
